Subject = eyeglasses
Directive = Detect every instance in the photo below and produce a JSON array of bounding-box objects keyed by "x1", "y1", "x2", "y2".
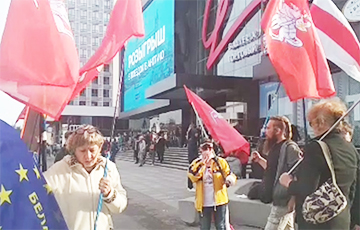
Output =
[{"x1": 75, "y1": 126, "x2": 101, "y2": 135}]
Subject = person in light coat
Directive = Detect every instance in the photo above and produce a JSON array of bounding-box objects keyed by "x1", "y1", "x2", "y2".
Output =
[{"x1": 44, "y1": 125, "x2": 127, "y2": 230}]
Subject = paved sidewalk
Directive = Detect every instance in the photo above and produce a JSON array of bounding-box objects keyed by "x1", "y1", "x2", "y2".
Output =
[{"x1": 46, "y1": 154, "x2": 260, "y2": 229}]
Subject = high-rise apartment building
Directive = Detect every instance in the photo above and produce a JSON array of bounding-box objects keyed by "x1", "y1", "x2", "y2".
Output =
[{"x1": 61, "y1": 0, "x2": 120, "y2": 131}]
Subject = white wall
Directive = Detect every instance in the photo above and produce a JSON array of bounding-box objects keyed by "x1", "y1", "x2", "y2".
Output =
[{"x1": 62, "y1": 105, "x2": 115, "y2": 117}]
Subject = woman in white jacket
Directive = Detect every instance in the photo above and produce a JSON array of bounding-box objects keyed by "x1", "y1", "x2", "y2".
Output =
[{"x1": 44, "y1": 125, "x2": 127, "y2": 230}]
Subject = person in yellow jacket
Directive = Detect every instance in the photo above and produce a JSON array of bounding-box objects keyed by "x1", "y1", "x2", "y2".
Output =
[{"x1": 188, "y1": 140, "x2": 236, "y2": 230}]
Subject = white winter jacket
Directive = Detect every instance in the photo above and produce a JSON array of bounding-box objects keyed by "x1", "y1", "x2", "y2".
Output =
[{"x1": 44, "y1": 155, "x2": 127, "y2": 230}]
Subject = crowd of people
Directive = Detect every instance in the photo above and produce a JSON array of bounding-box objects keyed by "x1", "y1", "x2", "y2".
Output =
[
  {"x1": 187, "y1": 98, "x2": 359, "y2": 230},
  {"x1": 41, "y1": 98, "x2": 359, "y2": 230}
]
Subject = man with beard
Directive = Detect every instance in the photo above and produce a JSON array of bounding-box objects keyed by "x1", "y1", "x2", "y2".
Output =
[{"x1": 252, "y1": 116, "x2": 301, "y2": 230}]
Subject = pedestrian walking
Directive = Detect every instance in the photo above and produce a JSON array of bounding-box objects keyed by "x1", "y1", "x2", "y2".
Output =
[
  {"x1": 138, "y1": 135, "x2": 147, "y2": 167},
  {"x1": 133, "y1": 135, "x2": 140, "y2": 164},
  {"x1": 156, "y1": 131, "x2": 166, "y2": 163}
]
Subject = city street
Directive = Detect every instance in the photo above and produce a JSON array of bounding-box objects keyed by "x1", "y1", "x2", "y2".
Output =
[{"x1": 112, "y1": 160, "x2": 196, "y2": 230}]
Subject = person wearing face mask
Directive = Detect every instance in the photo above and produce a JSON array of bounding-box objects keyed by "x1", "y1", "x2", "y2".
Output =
[
  {"x1": 43, "y1": 125, "x2": 127, "y2": 230},
  {"x1": 188, "y1": 140, "x2": 236, "y2": 230}
]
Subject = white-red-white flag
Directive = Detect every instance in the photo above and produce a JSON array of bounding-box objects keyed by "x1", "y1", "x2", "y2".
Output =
[{"x1": 311, "y1": 0, "x2": 360, "y2": 83}]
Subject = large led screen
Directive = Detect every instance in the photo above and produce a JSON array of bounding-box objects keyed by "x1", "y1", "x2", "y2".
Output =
[{"x1": 123, "y1": 0, "x2": 174, "y2": 112}]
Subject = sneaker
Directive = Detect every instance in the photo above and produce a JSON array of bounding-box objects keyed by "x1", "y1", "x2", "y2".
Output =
[{"x1": 187, "y1": 188, "x2": 195, "y2": 192}]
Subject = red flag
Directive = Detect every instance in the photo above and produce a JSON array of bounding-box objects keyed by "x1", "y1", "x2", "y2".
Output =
[
  {"x1": 184, "y1": 86, "x2": 250, "y2": 156},
  {"x1": 0, "y1": 0, "x2": 79, "y2": 119},
  {"x1": 16, "y1": 106, "x2": 28, "y2": 123},
  {"x1": 261, "y1": 0, "x2": 335, "y2": 101},
  {"x1": 71, "y1": 0, "x2": 145, "y2": 99}
]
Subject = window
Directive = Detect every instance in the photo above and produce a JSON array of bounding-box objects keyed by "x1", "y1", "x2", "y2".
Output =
[
  {"x1": 80, "y1": 23, "x2": 87, "y2": 31},
  {"x1": 80, "y1": 89, "x2": 86, "y2": 96},
  {"x1": 103, "y1": 102, "x2": 110, "y2": 107},
  {"x1": 80, "y1": 36, "x2": 86, "y2": 45},
  {"x1": 69, "y1": 100, "x2": 74, "y2": 105},
  {"x1": 69, "y1": 9, "x2": 75, "y2": 17},
  {"x1": 91, "y1": 101, "x2": 98, "y2": 106},
  {"x1": 92, "y1": 38, "x2": 99, "y2": 46},
  {"x1": 80, "y1": 10, "x2": 87, "y2": 18},
  {"x1": 91, "y1": 89, "x2": 98, "y2": 97},
  {"x1": 79, "y1": 101, "x2": 86, "y2": 106},
  {"x1": 103, "y1": 89, "x2": 110, "y2": 97},
  {"x1": 80, "y1": 49, "x2": 86, "y2": 58},
  {"x1": 103, "y1": 64, "x2": 110, "y2": 72},
  {"x1": 93, "y1": 77, "x2": 98, "y2": 84},
  {"x1": 104, "y1": 13, "x2": 110, "y2": 23},
  {"x1": 104, "y1": 77, "x2": 110, "y2": 85}
]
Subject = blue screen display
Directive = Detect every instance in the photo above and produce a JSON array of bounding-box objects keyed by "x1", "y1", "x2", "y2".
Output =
[{"x1": 123, "y1": 0, "x2": 175, "y2": 112}]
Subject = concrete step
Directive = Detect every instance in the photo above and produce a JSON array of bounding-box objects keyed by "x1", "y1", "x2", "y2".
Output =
[
  {"x1": 117, "y1": 156, "x2": 188, "y2": 171},
  {"x1": 119, "y1": 156, "x2": 188, "y2": 166},
  {"x1": 117, "y1": 149, "x2": 189, "y2": 171}
]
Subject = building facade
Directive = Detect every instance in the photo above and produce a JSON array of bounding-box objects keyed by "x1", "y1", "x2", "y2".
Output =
[
  {"x1": 119, "y1": 0, "x2": 360, "y2": 146},
  {"x1": 60, "y1": 0, "x2": 120, "y2": 135}
]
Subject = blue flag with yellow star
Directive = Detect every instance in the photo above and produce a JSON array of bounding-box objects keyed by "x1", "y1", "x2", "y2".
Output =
[{"x1": 0, "y1": 120, "x2": 68, "y2": 229}]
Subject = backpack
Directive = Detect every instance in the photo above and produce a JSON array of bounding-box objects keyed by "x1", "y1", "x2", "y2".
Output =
[{"x1": 272, "y1": 140, "x2": 301, "y2": 206}]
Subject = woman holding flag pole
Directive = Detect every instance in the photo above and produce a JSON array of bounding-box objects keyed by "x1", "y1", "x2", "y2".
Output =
[
  {"x1": 279, "y1": 98, "x2": 360, "y2": 230},
  {"x1": 43, "y1": 125, "x2": 127, "y2": 230}
]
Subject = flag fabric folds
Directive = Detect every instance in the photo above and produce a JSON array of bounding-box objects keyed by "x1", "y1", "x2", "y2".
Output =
[
  {"x1": 0, "y1": 120, "x2": 68, "y2": 229},
  {"x1": 71, "y1": 0, "x2": 145, "y2": 99},
  {"x1": 0, "y1": 0, "x2": 79, "y2": 119},
  {"x1": 184, "y1": 86, "x2": 250, "y2": 155},
  {"x1": 261, "y1": 0, "x2": 335, "y2": 101},
  {"x1": 311, "y1": 0, "x2": 360, "y2": 83}
]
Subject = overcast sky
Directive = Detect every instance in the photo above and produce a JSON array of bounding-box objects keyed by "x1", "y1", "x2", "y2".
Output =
[{"x1": 0, "y1": 0, "x2": 25, "y2": 126}]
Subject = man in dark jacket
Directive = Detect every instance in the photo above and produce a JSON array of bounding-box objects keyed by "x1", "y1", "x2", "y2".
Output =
[
  {"x1": 252, "y1": 116, "x2": 301, "y2": 230},
  {"x1": 156, "y1": 131, "x2": 167, "y2": 163},
  {"x1": 54, "y1": 131, "x2": 73, "y2": 163},
  {"x1": 187, "y1": 123, "x2": 199, "y2": 191}
]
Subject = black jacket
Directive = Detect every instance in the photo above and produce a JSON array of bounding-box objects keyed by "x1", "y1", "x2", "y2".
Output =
[
  {"x1": 350, "y1": 149, "x2": 360, "y2": 229},
  {"x1": 288, "y1": 132, "x2": 359, "y2": 230}
]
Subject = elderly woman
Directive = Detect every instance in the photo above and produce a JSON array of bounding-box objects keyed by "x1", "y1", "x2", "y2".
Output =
[
  {"x1": 279, "y1": 99, "x2": 359, "y2": 230},
  {"x1": 44, "y1": 125, "x2": 127, "y2": 230}
]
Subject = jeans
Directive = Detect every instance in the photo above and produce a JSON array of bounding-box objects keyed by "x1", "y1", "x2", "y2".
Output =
[
  {"x1": 264, "y1": 205, "x2": 294, "y2": 230},
  {"x1": 199, "y1": 204, "x2": 227, "y2": 230},
  {"x1": 133, "y1": 150, "x2": 139, "y2": 163},
  {"x1": 150, "y1": 150, "x2": 156, "y2": 164}
]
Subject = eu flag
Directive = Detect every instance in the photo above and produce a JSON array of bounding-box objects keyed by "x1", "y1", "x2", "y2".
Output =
[{"x1": 0, "y1": 120, "x2": 68, "y2": 229}]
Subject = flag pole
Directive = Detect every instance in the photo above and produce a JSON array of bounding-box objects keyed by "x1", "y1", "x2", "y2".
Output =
[
  {"x1": 94, "y1": 49, "x2": 125, "y2": 230},
  {"x1": 288, "y1": 96, "x2": 360, "y2": 174},
  {"x1": 302, "y1": 99, "x2": 308, "y2": 144},
  {"x1": 191, "y1": 101, "x2": 209, "y2": 140}
]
